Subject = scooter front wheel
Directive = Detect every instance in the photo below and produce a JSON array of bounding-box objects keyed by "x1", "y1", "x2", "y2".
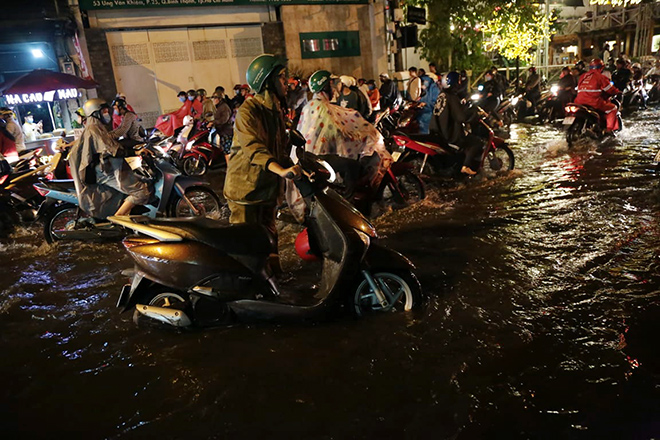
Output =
[
  {"x1": 169, "y1": 186, "x2": 226, "y2": 220},
  {"x1": 182, "y1": 156, "x2": 208, "y2": 176},
  {"x1": 44, "y1": 203, "x2": 88, "y2": 244},
  {"x1": 351, "y1": 271, "x2": 423, "y2": 317}
]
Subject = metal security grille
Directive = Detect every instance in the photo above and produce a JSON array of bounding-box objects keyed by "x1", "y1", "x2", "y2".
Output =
[
  {"x1": 111, "y1": 44, "x2": 151, "y2": 66},
  {"x1": 153, "y1": 41, "x2": 190, "y2": 63},
  {"x1": 230, "y1": 38, "x2": 262, "y2": 58},
  {"x1": 193, "y1": 40, "x2": 228, "y2": 61}
]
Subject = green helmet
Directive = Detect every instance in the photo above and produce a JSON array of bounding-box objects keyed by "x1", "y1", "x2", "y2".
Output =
[
  {"x1": 308, "y1": 70, "x2": 331, "y2": 94},
  {"x1": 246, "y1": 54, "x2": 286, "y2": 93}
]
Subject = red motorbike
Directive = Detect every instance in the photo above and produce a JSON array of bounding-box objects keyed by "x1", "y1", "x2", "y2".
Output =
[
  {"x1": 171, "y1": 126, "x2": 226, "y2": 176},
  {"x1": 390, "y1": 119, "x2": 515, "y2": 177}
]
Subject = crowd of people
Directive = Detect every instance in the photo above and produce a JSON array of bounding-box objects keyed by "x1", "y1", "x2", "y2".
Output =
[{"x1": 42, "y1": 49, "x2": 660, "y2": 275}]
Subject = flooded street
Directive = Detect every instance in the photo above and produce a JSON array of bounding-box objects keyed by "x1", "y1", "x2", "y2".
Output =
[{"x1": 2, "y1": 113, "x2": 660, "y2": 438}]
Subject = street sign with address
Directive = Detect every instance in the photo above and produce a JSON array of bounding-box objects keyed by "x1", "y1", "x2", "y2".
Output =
[{"x1": 79, "y1": 0, "x2": 368, "y2": 9}]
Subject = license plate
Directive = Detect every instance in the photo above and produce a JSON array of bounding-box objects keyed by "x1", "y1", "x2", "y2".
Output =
[
  {"x1": 392, "y1": 151, "x2": 402, "y2": 162},
  {"x1": 563, "y1": 116, "x2": 575, "y2": 125},
  {"x1": 117, "y1": 284, "x2": 131, "y2": 308}
]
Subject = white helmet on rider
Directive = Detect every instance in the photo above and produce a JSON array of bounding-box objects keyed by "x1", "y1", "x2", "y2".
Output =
[
  {"x1": 632, "y1": 62, "x2": 642, "y2": 70},
  {"x1": 82, "y1": 98, "x2": 109, "y2": 118},
  {"x1": 339, "y1": 75, "x2": 356, "y2": 88}
]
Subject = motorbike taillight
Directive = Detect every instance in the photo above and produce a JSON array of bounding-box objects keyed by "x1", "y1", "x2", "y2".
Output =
[
  {"x1": 565, "y1": 105, "x2": 579, "y2": 115},
  {"x1": 0, "y1": 175, "x2": 7, "y2": 186},
  {"x1": 33, "y1": 184, "x2": 49, "y2": 197}
]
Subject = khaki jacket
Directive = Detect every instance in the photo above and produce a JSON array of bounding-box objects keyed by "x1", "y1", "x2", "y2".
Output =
[{"x1": 224, "y1": 90, "x2": 288, "y2": 205}]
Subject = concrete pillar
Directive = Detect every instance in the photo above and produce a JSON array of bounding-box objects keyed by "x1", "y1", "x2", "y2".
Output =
[
  {"x1": 84, "y1": 28, "x2": 117, "y2": 102},
  {"x1": 262, "y1": 22, "x2": 286, "y2": 58}
]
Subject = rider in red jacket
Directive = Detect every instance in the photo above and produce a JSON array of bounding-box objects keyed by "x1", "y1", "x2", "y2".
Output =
[{"x1": 574, "y1": 58, "x2": 620, "y2": 133}]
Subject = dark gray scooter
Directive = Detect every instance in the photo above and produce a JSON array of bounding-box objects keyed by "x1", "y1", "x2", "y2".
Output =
[{"x1": 109, "y1": 133, "x2": 423, "y2": 328}]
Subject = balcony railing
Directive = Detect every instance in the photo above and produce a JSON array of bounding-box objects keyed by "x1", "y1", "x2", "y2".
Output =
[{"x1": 556, "y1": 4, "x2": 660, "y2": 35}]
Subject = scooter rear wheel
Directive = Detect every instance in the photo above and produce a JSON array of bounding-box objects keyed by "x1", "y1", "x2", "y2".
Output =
[
  {"x1": 566, "y1": 120, "x2": 583, "y2": 148},
  {"x1": 133, "y1": 289, "x2": 191, "y2": 328},
  {"x1": 379, "y1": 172, "x2": 425, "y2": 210},
  {"x1": 481, "y1": 145, "x2": 515, "y2": 176},
  {"x1": 351, "y1": 271, "x2": 423, "y2": 316}
]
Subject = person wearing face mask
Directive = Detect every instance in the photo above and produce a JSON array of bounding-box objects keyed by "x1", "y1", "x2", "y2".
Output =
[
  {"x1": 22, "y1": 112, "x2": 43, "y2": 142},
  {"x1": 154, "y1": 91, "x2": 194, "y2": 136},
  {"x1": 112, "y1": 92, "x2": 135, "y2": 129},
  {"x1": 109, "y1": 98, "x2": 144, "y2": 148},
  {"x1": 187, "y1": 89, "x2": 203, "y2": 119},
  {"x1": 224, "y1": 54, "x2": 302, "y2": 274},
  {"x1": 68, "y1": 98, "x2": 151, "y2": 218},
  {"x1": 366, "y1": 80, "x2": 381, "y2": 112}
]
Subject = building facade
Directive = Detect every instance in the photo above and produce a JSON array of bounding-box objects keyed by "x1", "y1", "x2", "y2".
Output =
[
  {"x1": 552, "y1": 1, "x2": 660, "y2": 66},
  {"x1": 74, "y1": 0, "x2": 389, "y2": 128}
]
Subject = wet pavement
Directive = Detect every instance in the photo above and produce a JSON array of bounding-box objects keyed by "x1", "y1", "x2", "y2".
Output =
[{"x1": 2, "y1": 112, "x2": 660, "y2": 439}]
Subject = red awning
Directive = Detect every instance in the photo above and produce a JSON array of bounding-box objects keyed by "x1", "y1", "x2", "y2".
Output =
[{"x1": 0, "y1": 69, "x2": 99, "y2": 95}]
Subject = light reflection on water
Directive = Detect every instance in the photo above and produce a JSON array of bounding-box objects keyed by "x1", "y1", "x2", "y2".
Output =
[{"x1": 0, "y1": 115, "x2": 659, "y2": 437}]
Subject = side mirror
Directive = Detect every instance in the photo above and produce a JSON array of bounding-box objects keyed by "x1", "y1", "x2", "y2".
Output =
[{"x1": 288, "y1": 129, "x2": 306, "y2": 148}]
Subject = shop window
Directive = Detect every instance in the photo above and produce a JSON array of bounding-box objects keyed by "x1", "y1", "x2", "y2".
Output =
[
  {"x1": 653, "y1": 35, "x2": 660, "y2": 53},
  {"x1": 300, "y1": 31, "x2": 360, "y2": 59}
]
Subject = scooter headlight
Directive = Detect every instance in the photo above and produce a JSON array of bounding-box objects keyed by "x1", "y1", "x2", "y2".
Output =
[
  {"x1": 471, "y1": 93, "x2": 481, "y2": 101},
  {"x1": 511, "y1": 96, "x2": 519, "y2": 106},
  {"x1": 550, "y1": 85, "x2": 559, "y2": 95}
]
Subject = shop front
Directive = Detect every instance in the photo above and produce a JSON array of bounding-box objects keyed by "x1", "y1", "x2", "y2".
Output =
[{"x1": 0, "y1": 69, "x2": 98, "y2": 153}]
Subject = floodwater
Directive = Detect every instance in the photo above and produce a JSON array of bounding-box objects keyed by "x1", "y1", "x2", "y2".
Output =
[{"x1": 2, "y1": 112, "x2": 660, "y2": 439}]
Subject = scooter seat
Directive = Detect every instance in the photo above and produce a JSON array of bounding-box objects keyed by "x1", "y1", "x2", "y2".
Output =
[
  {"x1": 407, "y1": 134, "x2": 459, "y2": 152},
  {"x1": 44, "y1": 179, "x2": 76, "y2": 192},
  {"x1": 147, "y1": 217, "x2": 276, "y2": 256}
]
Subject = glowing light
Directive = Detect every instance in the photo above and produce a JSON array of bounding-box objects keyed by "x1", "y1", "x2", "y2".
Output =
[
  {"x1": 31, "y1": 49, "x2": 44, "y2": 58},
  {"x1": 481, "y1": 4, "x2": 554, "y2": 63},
  {"x1": 589, "y1": 0, "x2": 641, "y2": 6}
]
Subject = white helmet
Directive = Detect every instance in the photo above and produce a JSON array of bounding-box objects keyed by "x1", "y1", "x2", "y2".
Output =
[
  {"x1": 339, "y1": 75, "x2": 356, "y2": 88},
  {"x1": 82, "y1": 98, "x2": 109, "y2": 118},
  {"x1": 183, "y1": 115, "x2": 194, "y2": 126},
  {"x1": 632, "y1": 62, "x2": 641, "y2": 69}
]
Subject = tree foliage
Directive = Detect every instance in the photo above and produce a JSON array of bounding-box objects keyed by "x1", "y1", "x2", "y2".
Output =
[
  {"x1": 481, "y1": 2, "x2": 555, "y2": 63},
  {"x1": 406, "y1": 0, "x2": 554, "y2": 71}
]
